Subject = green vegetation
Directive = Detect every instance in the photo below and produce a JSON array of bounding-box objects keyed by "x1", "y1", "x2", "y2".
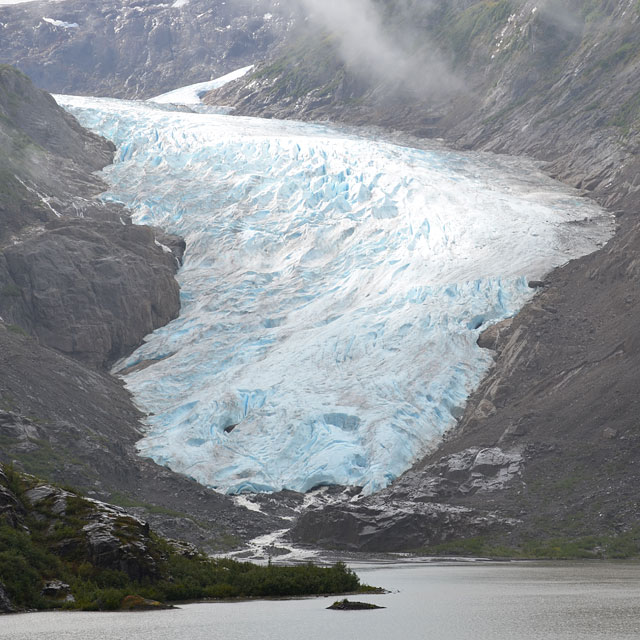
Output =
[
  {"x1": 0, "y1": 465, "x2": 368, "y2": 612},
  {"x1": 251, "y1": 34, "x2": 348, "y2": 102},
  {"x1": 0, "y1": 283, "x2": 21, "y2": 297},
  {"x1": 6, "y1": 324, "x2": 28, "y2": 337},
  {"x1": 417, "y1": 529, "x2": 640, "y2": 560},
  {"x1": 609, "y1": 89, "x2": 640, "y2": 135},
  {"x1": 0, "y1": 435, "x2": 89, "y2": 481},
  {"x1": 441, "y1": 0, "x2": 513, "y2": 65},
  {"x1": 598, "y1": 42, "x2": 640, "y2": 71}
]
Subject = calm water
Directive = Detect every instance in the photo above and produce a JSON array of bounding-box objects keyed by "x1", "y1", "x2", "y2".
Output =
[{"x1": 3, "y1": 562, "x2": 640, "y2": 639}]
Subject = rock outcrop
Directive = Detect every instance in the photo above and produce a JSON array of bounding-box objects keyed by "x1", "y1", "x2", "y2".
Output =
[
  {"x1": 1, "y1": 220, "x2": 181, "y2": 368},
  {"x1": 0, "y1": 64, "x2": 184, "y2": 368},
  {"x1": 0, "y1": 582, "x2": 12, "y2": 613},
  {"x1": 0, "y1": 0, "x2": 300, "y2": 99}
]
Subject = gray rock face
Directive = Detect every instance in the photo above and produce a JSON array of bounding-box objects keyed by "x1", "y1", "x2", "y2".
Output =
[
  {"x1": 41, "y1": 580, "x2": 74, "y2": 603},
  {"x1": 83, "y1": 517, "x2": 157, "y2": 581},
  {"x1": 0, "y1": 65, "x2": 125, "y2": 244},
  {"x1": 2, "y1": 220, "x2": 180, "y2": 368},
  {"x1": 0, "y1": 66, "x2": 184, "y2": 369},
  {"x1": 291, "y1": 446, "x2": 524, "y2": 551},
  {"x1": 292, "y1": 500, "x2": 519, "y2": 552},
  {"x1": 0, "y1": 0, "x2": 300, "y2": 99}
]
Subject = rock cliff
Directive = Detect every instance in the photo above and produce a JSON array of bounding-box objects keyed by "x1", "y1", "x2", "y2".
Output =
[{"x1": 0, "y1": 0, "x2": 299, "y2": 98}]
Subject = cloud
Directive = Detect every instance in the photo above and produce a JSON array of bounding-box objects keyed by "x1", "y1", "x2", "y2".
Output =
[{"x1": 290, "y1": 0, "x2": 459, "y2": 100}]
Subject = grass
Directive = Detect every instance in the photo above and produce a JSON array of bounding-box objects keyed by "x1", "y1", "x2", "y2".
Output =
[
  {"x1": 441, "y1": 0, "x2": 514, "y2": 66},
  {"x1": 6, "y1": 324, "x2": 29, "y2": 337},
  {"x1": 0, "y1": 436, "x2": 88, "y2": 481}
]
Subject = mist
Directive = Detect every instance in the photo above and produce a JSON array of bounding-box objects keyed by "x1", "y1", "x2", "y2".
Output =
[{"x1": 288, "y1": 0, "x2": 460, "y2": 100}]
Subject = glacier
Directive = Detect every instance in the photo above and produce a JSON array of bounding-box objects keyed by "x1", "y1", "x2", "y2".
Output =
[{"x1": 56, "y1": 92, "x2": 613, "y2": 495}]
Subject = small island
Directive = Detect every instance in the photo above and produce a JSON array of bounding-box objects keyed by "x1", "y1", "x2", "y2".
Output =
[{"x1": 327, "y1": 598, "x2": 384, "y2": 611}]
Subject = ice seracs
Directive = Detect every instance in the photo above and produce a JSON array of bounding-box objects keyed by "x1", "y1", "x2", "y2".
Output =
[{"x1": 56, "y1": 87, "x2": 613, "y2": 496}]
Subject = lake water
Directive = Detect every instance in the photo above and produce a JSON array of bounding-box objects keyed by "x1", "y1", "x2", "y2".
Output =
[{"x1": 3, "y1": 561, "x2": 640, "y2": 639}]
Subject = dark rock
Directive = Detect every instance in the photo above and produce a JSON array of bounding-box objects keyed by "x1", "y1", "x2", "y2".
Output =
[
  {"x1": 327, "y1": 599, "x2": 384, "y2": 610},
  {"x1": 292, "y1": 499, "x2": 519, "y2": 552},
  {"x1": 0, "y1": 582, "x2": 13, "y2": 613},
  {"x1": 41, "y1": 580, "x2": 73, "y2": 602},
  {"x1": 477, "y1": 319, "x2": 513, "y2": 351},
  {"x1": 165, "y1": 539, "x2": 199, "y2": 559},
  {"x1": 82, "y1": 506, "x2": 159, "y2": 581}
]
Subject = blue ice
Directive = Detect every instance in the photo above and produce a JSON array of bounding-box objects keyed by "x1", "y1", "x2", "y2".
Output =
[{"x1": 55, "y1": 94, "x2": 613, "y2": 495}]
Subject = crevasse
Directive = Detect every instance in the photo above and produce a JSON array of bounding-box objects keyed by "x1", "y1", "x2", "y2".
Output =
[{"x1": 56, "y1": 94, "x2": 613, "y2": 495}]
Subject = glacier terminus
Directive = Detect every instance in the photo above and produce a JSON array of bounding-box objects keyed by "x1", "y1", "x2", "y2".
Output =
[{"x1": 55, "y1": 86, "x2": 614, "y2": 496}]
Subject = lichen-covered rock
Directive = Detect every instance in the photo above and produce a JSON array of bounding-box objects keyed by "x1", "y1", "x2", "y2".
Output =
[{"x1": 82, "y1": 505, "x2": 158, "y2": 581}]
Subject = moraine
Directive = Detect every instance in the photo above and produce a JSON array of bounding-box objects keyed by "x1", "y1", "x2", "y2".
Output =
[{"x1": 55, "y1": 88, "x2": 613, "y2": 496}]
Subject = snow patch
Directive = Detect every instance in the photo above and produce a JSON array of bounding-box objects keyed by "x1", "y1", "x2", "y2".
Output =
[
  {"x1": 148, "y1": 66, "x2": 254, "y2": 105},
  {"x1": 154, "y1": 239, "x2": 173, "y2": 254},
  {"x1": 42, "y1": 17, "x2": 79, "y2": 29}
]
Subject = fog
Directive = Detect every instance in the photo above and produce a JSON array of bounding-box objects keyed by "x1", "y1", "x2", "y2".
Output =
[{"x1": 288, "y1": 0, "x2": 460, "y2": 99}]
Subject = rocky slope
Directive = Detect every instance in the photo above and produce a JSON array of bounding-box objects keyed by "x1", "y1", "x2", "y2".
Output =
[
  {"x1": 207, "y1": 0, "x2": 640, "y2": 551},
  {"x1": 0, "y1": 0, "x2": 300, "y2": 98},
  {"x1": 0, "y1": 66, "x2": 284, "y2": 550}
]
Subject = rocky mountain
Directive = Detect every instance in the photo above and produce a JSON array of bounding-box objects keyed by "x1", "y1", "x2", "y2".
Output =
[
  {"x1": 206, "y1": 0, "x2": 640, "y2": 552},
  {"x1": 0, "y1": 0, "x2": 300, "y2": 98},
  {"x1": 2, "y1": 0, "x2": 640, "y2": 556},
  {"x1": 0, "y1": 65, "x2": 285, "y2": 550}
]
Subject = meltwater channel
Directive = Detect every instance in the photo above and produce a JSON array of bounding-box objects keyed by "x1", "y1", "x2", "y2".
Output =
[{"x1": 56, "y1": 91, "x2": 613, "y2": 495}]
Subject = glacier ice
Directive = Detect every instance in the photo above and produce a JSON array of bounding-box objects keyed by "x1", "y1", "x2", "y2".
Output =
[{"x1": 56, "y1": 93, "x2": 613, "y2": 495}]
